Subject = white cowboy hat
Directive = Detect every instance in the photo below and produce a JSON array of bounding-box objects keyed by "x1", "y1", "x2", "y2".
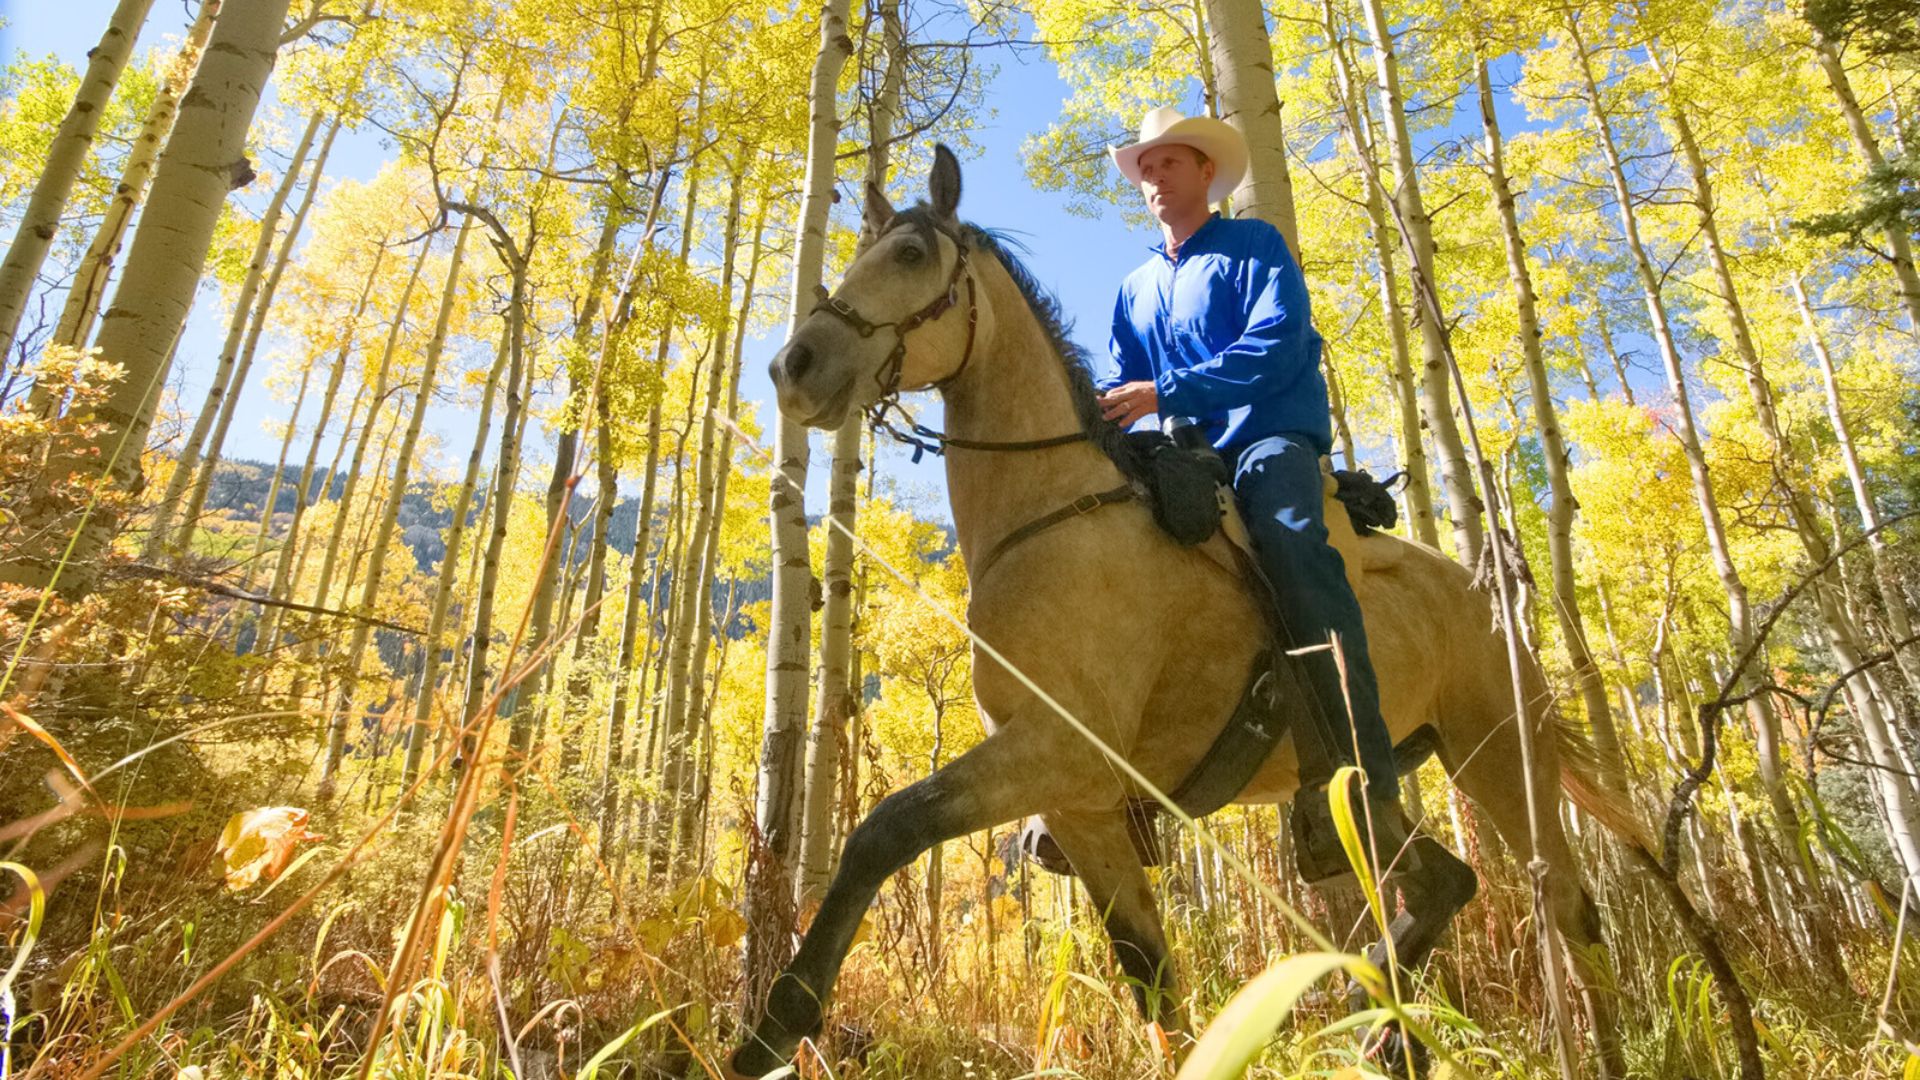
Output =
[{"x1": 1109, "y1": 106, "x2": 1249, "y2": 206}]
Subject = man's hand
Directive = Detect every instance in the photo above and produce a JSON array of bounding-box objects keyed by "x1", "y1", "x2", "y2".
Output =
[{"x1": 1099, "y1": 380, "x2": 1159, "y2": 426}]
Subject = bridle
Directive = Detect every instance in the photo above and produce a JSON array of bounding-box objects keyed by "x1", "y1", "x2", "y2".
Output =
[
  {"x1": 808, "y1": 215, "x2": 1138, "y2": 580},
  {"x1": 809, "y1": 217, "x2": 1088, "y2": 463}
]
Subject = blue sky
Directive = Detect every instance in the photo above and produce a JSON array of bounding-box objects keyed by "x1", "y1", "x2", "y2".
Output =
[{"x1": 3, "y1": 1, "x2": 1163, "y2": 516}]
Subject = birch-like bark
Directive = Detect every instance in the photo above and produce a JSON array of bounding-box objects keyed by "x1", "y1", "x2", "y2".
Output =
[
  {"x1": 749, "y1": 0, "x2": 850, "y2": 1005},
  {"x1": 256, "y1": 251, "x2": 384, "y2": 659},
  {"x1": 3, "y1": 0, "x2": 295, "y2": 593},
  {"x1": 403, "y1": 325, "x2": 510, "y2": 787},
  {"x1": 1810, "y1": 31, "x2": 1920, "y2": 333},
  {"x1": 51, "y1": 0, "x2": 221, "y2": 357},
  {"x1": 1570, "y1": 17, "x2": 1812, "y2": 895},
  {"x1": 506, "y1": 201, "x2": 625, "y2": 753},
  {"x1": 173, "y1": 115, "x2": 342, "y2": 553},
  {"x1": 1356, "y1": 0, "x2": 1482, "y2": 565},
  {"x1": 665, "y1": 163, "x2": 744, "y2": 867},
  {"x1": 1659, "y1": 59, "x2": 1920, "y2": 894},
  {"x1": 1790, "y1": 269, "x2": 1920, "y2": 690},
  {"x1": 241, "y1": 357, "x2": 311, "y2": 601},
  {"x1": 459, "y1": 260, "x2": 535, "y2": 770},
  {"x1": 1475, "y1": 56, "x2": 1620, "y2": 777},
  {"x1": 319, "y1": 212, "x2": 472, "y2": 793},
  {"x1": 0, "y1": 0, "x2": 159, "y2": 364},
  {"x1": 799, "y1": 2, "x2": 901, "y2": 905},
  {"x1": 149, "y1": 111, "x2": 326, "y2": 552},
  {"x1": 599, "y1": 401, "x2": 661, "y2": 860},
  {"x1": 1201, "y1": 0, "x2": 1299, "y2": 255},
  {"x1": 1321, "y1": 0, "x2": 1435, "y2": 545}
]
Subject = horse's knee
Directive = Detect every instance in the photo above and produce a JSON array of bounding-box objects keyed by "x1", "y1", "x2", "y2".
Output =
[
  {"x1": 838, "y1": 777, "x2": 962, "y2": 887},
  {"x1": 1402, "y1": 836, "x2": 1477, "y2": 912}
]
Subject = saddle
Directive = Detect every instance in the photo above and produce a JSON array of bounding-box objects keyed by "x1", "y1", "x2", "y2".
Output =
[{"x1": 1017, "y1": 445, "x2": 1406, "y2": 880}]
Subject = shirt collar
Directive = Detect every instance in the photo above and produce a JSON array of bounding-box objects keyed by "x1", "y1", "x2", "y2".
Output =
[{"x1": 1149, "y1": 211, "x2": 1224, "y2": 261}]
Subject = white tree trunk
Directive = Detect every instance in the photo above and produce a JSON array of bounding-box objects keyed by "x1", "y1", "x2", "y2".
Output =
[
  {"x1": 319, "y1": 212, "x2": 473, "y2": 794},
  {"x1": 1320, "y1": 0, "x2": 1434, "y2": 545},
  {"x1": 749, "y1": 0, "x2": 850, "y2": 1005},
  {"x1": 4, "y1": 0, "x2": 294, "y2": 594},
  {"x1": 158, "y1": 113, "x2": 336, "y2": 554},
  {"x1": 1357, "y1": 0, "x2": 1483, "y2": 565},
  {"x1": 799, "y1": 2, "x2": 901, "y2": 907},
  {"x1": 1475, "y1": 56, "x2": 1620, "y2": 776},
  {"x1": 404, "y1": 324, "x2": 510, "y2": 787},
  {"x1": 0, "y1": 0, "x2": 159, "y2": 364},
  {"x1": 1201, "y1": 0, "x2": 1298, "y2": 256},
  {"x1": 51, "y1": 0, "x2": 221, "y2": 358},
  {"x1": 1811, "y1": 33, "x2": 1920, "y2": 333}
]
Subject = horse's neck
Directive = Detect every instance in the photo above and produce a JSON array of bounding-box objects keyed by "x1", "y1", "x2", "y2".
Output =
[{"x1": 940, "y1": 264, "x2": 1124, "y2": 575}]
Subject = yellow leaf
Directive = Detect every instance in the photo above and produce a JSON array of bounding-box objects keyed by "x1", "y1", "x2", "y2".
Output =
[
  {"x1": 706, "y1": 907, "x2": 746, "y2": 949},
  {"x1": 216, "y1": 807, "x2": 321, "y2": 891}
]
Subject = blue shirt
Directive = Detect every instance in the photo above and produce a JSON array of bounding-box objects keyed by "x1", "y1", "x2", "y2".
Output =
[{"x1": 1098, "y1": 213, "x2": 1329, "y2": 461}]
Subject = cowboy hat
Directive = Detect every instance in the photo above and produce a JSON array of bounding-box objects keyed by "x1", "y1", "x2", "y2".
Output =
[{"x1": 1110, "y1": 106, "x2": 1249, "y2": 206}]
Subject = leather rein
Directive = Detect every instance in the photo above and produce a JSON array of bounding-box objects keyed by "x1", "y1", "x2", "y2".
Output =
[{"x1": 808, "y1": 218, "x2": 1139, "y2": 579}]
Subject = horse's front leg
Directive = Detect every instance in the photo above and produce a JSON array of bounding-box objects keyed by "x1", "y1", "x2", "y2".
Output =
[
  {"x1": 727, "y1": 726, "x2": 1096, "y2": 1077},
  {"x1": 1044, "y1": 808, "x2": 1188, "y2": 1036}
]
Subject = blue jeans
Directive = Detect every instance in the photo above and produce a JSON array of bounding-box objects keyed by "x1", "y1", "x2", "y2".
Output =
[{"x1": 1233, "y1": 433, "x2": 1397, "y2": 793}]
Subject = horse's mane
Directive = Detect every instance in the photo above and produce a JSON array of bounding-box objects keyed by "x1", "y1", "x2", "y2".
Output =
[{"x1": 890, "y1": 205, "x2": 1136, "y2": 469}]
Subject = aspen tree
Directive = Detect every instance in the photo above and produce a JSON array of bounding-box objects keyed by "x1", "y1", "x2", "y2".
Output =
[
  {"x1": 800, "y1": 0, "x2": 902, "y2": 905},
  {"x1": 665, "y1": 159, "x2": 746, "y2": 864},
  {"x1": 0, "y1": 0, "x2": 158, "y2": 364},
  {"x1": 1201, "y1": 0, "x2": 1298, "y2": 254},
  {"x1": 1356, "y1": 0, "x2": 1484, "y2": 564},
  {"x1": 1474, "y1": 53, "x2": 1621, "y2": 776},
  {"x1": 169, "y1": 115, "x2": 343, "y2": 554},
  {"x1": 511, "y1": 200, "x2": 625, "y2": 753},
  {"x1": 1320, "y1": 0, "x2": 1437, "y2": 547},
  {"x1": 1808, "y1": 26, "x2": 1920, "y2": 333},
  {"x1": 1653, "y1": 43, "x2": 1920, "y2": 897},
  {"x1": 257, "y1": 249, "x2": 385, "y2": 658},
  {"x1": 403, "y1": 326, "x2": 511, "y2": 787},
  {"x1": 749, "y1": 0, "x2": 851, "y2": 1004},
  {"x1": 50, "y1": 0, "x2": 221, "y2": 357},
  {"x1": 3, "y1": 0, "x2": 296, "y2": 593},
  {"x1": 319, "y1": 211, "x2": 473, "y2": 792}
]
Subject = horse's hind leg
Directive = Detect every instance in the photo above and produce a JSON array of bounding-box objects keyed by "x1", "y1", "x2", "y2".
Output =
[
  {"x1": 1342, "y1": 820, "x2": 1478, "y2": 1068},
  {"x1": 1443, "y1": 723, "x2": 1626, "y2": 1080},
  {"x1": 1044, "y1": 809, "x2": 1186, "y2": 1032},
  {"x1": 729, "y1": 730, "x2": 1091, "y2": 1077}
]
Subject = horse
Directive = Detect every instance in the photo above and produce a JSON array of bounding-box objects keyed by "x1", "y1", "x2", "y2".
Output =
[{"x1": 727, "y1": 144, "x2": 1632, "y2": 1079}]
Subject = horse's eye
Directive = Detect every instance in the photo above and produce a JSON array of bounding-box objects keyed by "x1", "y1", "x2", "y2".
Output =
[{"x1": 896, "y1": 241, "x2": 924, "y2": 265}]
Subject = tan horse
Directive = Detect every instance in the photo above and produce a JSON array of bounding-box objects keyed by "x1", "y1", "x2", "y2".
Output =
[{"x1": 729, "y1": 146, "x2": 1630, "y2": 1079}]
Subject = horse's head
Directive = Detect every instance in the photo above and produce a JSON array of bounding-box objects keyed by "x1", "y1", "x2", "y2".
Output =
[{"x1": 770, "y1": 144, "x2": 994, "y2": 428}]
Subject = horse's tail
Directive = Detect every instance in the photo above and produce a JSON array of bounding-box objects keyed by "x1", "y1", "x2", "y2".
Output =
[{"x1": 1552, "y1": 715, "x2": 1658, "y2": 857}]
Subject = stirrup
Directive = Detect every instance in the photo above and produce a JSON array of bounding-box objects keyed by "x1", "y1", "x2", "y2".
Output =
[{"x1": 1290, "y1": 785, "x2": 1420, "y2": 884}]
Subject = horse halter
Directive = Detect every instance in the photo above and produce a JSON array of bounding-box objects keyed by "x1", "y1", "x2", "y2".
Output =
[{"x1": 810, "y1": 222, "x2": 980, "y2": 404}]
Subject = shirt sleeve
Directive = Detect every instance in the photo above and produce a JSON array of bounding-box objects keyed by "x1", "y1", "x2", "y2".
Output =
[
  {"x1": 1153, "y1": 226, "x2": 1315, "y2": 418},
  {"x1": 1099, "y1": 285, "x2": 1149, "y2": 393}
]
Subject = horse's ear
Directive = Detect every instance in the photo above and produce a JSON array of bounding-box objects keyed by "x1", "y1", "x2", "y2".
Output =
[
  {"x1": 929, "y1": 144, "x2": 962, "y2": 222},
  {"x1": 863, "y1": 181, "x2": 895, "y2": 236}
]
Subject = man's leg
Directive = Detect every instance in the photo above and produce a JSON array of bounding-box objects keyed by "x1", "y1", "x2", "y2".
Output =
[
  {"x1": 1235, "y1": 434, "x2": 1411, "y2": 880},
  {"x1": 1235, "y1": 433, "x2": 1396, "y2": 788}
]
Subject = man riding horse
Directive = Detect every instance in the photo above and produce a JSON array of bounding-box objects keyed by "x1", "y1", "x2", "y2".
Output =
[{"x1": 1092, "y1": 106, "x2": 1415, "y2": 876}]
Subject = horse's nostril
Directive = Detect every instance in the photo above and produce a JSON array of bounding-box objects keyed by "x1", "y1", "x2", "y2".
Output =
[{"x1": 785, "y1": 342, "x2": 815, "y2": 381}]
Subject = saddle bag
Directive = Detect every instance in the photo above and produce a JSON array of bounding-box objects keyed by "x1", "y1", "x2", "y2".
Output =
[{"x1": 1123, "y1": 430, "x2": 1229, "y2": 546}]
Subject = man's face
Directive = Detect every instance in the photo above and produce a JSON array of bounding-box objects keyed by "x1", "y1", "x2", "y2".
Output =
[{"x1": 1136, "y1": 144, "x2": 1213, "y2": 223}]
